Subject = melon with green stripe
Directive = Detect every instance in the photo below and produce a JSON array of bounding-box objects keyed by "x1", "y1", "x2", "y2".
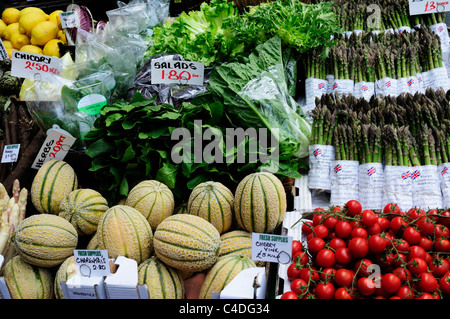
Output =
[
  {"x1": 199, "y1": 254, "x2": 256, "y2": 299},
  {"x1": 234, "y1": 172, "x2": 287, "y2": 234},
  {"x1": 97, "y1": 205, "x2": 153, "y2": 264},
  {"x1": 137, "y1": 256, "x2": 185, "y2": 299},
  {"x1": 54, "y1": 255, "x2": 77, "y2": 299},
  {"x1": 153, "y1": 214, "x2": 221, "y2": 272},
  {"x1": 125, "y1": 180, "x2": 175, "y2": 230},
  {"x1": 58, "y1": 188, "x2": 109, "y2": 236},
  {"x1": 12, "y1": 214, "x2": 78, "y2": 268},
  {"x1": 3, "y1": 255, "x2": 54, "y2": 299},
  {"x1": 187, "y1": 181, "x2": 234, "y2": 234},
  {"x1": 219, "y1": 230, "x2": 264, "y2": 266},
  {"x1": 31, "y1": 159, "x2": 78, "y2": 215}
]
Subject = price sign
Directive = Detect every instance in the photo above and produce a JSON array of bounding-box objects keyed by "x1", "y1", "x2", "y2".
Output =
[
  {"x1": 409, "y1": 0, "x2": 450, "y2": 15},
  {"x1": 74, "y1": 249, "x2": 111, "y2": 278},
  {"x1": 251, "y1": 233, "x2": 293, "y2": 264},
  {"x1": 59, "y1": 11, "x2": 80, "y2": 29},
  {"x1": 151, "y1": 60, "x2": 204, "y2": 86},
  {"x1": 31, "y1": 126, "x2": 76, "y2": 169},
  {"x1": 1, "y1": 144, "x2": 20, "y2": 163},
  {"x1": 11, "y1": 51, "x2": 62, "y2": 83}
]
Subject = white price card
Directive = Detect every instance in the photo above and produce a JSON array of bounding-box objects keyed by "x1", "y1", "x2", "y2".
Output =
[
  {"x1": 409, "y1": 0, "x2": 450, "y2": 15},
  {"x1": 1, "y1": 144, "x2": 20, "y2": 163},
  {"x1": 151, "y1": 60, "x2": 204, "y2": 86},
  {"x1": 59, "y1": 11, "x2": 80, "y2": 29},
  {"x1": 11, "y1": 51, "x2": 63, "y2": 83},
  {"x1": 74, "y1": 250, "x2": 111, "y2": 278},
  {"x1": 31, "y1": 126, "x2": 76, "y2": 169},
  {"x1": 0, "y1": 39, "x2": 8, "y2": 61},
  {"x1": 251, "y1": 233, "x2": 292, "y2": 264}
]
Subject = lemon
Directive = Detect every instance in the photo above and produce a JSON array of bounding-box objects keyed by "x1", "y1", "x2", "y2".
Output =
[
  {"x1": 57, "y1": 29, "x2": 67, "y2": 44},
  {"x1": 0, "y1": 19, "x2": 7, "y2": 37},
  {"x1": 6, "y1": 48, "x2": 15, "y2": 58},
  {"x1": 2, "y1": 22, "x2": 20, "y2": 40},
  {"x1": 30, "y1": 21, "x2": 58, "y2": 46},
  {"x1": 19, "y1": 7, "x2": 48, "y2": 19},
  {"x1": 48, "y1": 10, "x2": 63, "y2": 29},
  {"x1": 10, "y1": 32, "x2": 30, "y2": 49},
  {"x1": 2, "y1": 40, "x2": 12, "y2": 48},
  {"x1": 2, "y1": 8, "x2": 21, "y2": 24},
  {"x1": 43, "y1": 39, "x2": 62, "y2": 57},
  {"x1": 19, "y1": 44, "x2": 43, "y2": 55},
  {"x1": 18, "y1": 11, "x2": 48, "y2": 36}
]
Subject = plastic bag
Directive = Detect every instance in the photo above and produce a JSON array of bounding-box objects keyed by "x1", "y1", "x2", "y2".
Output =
[
  {"x1": 116, "y1": 0, "x2": 170, "y2": 29},
  {"x1": 127, "y1": 53, "x2": 212, "y2": 108}
]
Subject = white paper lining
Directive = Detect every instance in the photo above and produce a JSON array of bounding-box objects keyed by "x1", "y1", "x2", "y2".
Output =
[
  {"x1": 308, "y1": 144, "x2": 335, "y2": 191},
  {"x1": 358, "y1": 163, "x2": 384, "y2": 210},
  {"x1": 330, "y1": 160, "x2": 359, "y2": 206}
]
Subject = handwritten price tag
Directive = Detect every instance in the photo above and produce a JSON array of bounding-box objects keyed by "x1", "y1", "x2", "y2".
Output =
[
  {"x1": 409, "y1": 0, "x2": 450, "y2": 15},
  {"x1": 59, "y1": 11, "x2": 80, "y2": 29},
  {"x1": 11, "y1": 51, "x2": 62, "y2": 83},
  {"x1": 1, "y1": 144, "x2": 20, "y2": 163},
  {"x1": 74, "y1": 250, "x2": 111, "y2": 278},
  {"x1": 151, "y1": 60, "x2": 204, "y2": 86},
  {"x1": 251, "y1": 233, "x2": 292, "y2": 264}
]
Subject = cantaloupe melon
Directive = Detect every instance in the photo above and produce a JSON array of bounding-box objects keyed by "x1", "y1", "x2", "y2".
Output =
[
  {"x1": 97, "y1": 205, "x2": 153, "y2": 264},
  {"x1": 3, "y1": 255, "x2": 54, "y2": 299},
  {"x1": 59, "y1": 188, "x2": 109, "y2": 235},
  {"x1": 86, "y1": 231, "x2": 99, "y2": 250},
  {"x1": 199, "y1": 254, "x2": 256, "y2": 299},
  {"x1": 153, "y1": 214, "x2": 221, "y2": 272},
  {"x1": 138, "y1": 256, "x2": 184, "y2": 299},
  {"x1": 187, "y1": 181, "x2": 234, "y2": 234},
  {"x1": 12, "y1": 214, "x2": 78, "y2": 268},
  {"x1": 125, "y1": 180, "x2": 175, "y2": 230},
  {"x1": 54, "y1": 255, "x2": 76, "y2": 299},
  {"x1": 31, "y1": 159, "x2": 78, "y2": 215},
  {"x1": 234, "y1": 172, "x2": 286, "y2": 234}
]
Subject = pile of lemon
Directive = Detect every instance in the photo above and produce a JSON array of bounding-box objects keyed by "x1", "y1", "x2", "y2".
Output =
[{"x1": 0, "y1": 6, "x2": 68, "y2": 58}]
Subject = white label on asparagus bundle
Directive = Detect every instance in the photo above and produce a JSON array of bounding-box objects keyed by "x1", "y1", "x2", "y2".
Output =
[
  {"x1": 412, "y1": 165, "x2": 443, "y2": 209},
  {"x1": 376, "y1": 77, "x2": 398, "y2": 97},
  {"x1": 398, "y1": 76, "x2": 419, "y2": 95},
  {"x1": 308, "y1": 144, "x2": 335, "y2": 191},
  {"x1": 330, "y1": 160, "x2": 359, "y2": 206},
  {"x1": 305, "y1": 78, "x2": 327, "y2": 113},
  {"x1": 438, "y1": 163, "x2": 450, "y2": 208},
  {"x1": 423, "y1": 67, "x2": 450, "y2": 91},
  {"x1": 430, "y1": 23, "x2": 450, "y2": 46},
  {"x1": 416, "y1": 72, "x2": 426, "y2": 93},
  {"x1": 359, "y1": 163, "x2": 384, "y2": 210},
  {"x1": 330, "y1": 79, "x2": 354, "y2": 97},
  {"x1": 326, "y1": 74, "x2": 335, "y2": 94},
  {"x1": 396, "y1": 26, "x2": 412, "y2": 34},
  {"x1": 384, "y1": 28, "x2": 394, "y2": 35},
  {"x1": 354, "y1": 81, "x2": 375, "y2": 101},
  {"x1": 383, "y1": 165, "x2": 413, "y2": 211}
]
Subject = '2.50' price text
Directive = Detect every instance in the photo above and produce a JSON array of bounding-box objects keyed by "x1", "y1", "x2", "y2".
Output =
[{"x1": 25, "y1": 61, "x2": 60, "y2": 76}]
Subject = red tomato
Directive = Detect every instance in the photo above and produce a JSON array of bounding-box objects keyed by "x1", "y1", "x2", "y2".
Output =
[
  {"x1": 416, "y1": 293, "x2": 434, "y2": 299},
  {"x1": 299, "y1": 267, "x2": 319, "y2": 285},
  {"x1": 357, "y1": 277, "x2": 376, "y2": 296},
  {"x1": 418, "y1": 272, "x2": 438, "y2": 293},
  {"x1": 439, "y1": 272, "x2": 450, "y2": 295},
  {"x1": 435, "y1": 224, "x2": 450, "y2": 238},
  {"x1": 389, "y1": 216, "x2": 407, "y2": 234},
  {"x1": 393, "y1": 267, "x2": 412, "y2": 282},
  {"x1": 407, "y1": 257, "x2": 428, "y2": 275},
  {"x1": 302, "y1": 220, "x2": 313, "y2": 235},
  {"x1": 396, "y1": 286, "x2": 415, "y2": 299},
  {"x1": 334, "y1": 287, "x2": 353, "y2": 299},
  {"x1": 312, "y1": 212, "x2": 324, "y2": 226},
  {"x1": 335, "y1": 247, "x2": 352, "y2": 266},
  {"x1": 402, "y1": 226, "x2": 422, "y2": 245},
  {"x1": 368, "y1": 234, "x2": 388, "y2": 254},
  {"x1": 315, "y1": 282, "x2": 335, "y2": 299},
  {"x1": 416, "y1": 217, "x2": 435, "y2": 236},
  {"x1": 418, "y1": 236, "x2": 433, "y2": 251},
  {"x1": 292, "y1": 240, "x2": 302, "y2": 256},
  {"x1": 366, "y1": 222, "x2": 382, "y2": 235},
  {"x1": 335, "y1": 220, "x2": 353, "y2": 239},
  {"x1": 381, "y1": 273, "x2": 401, "y2": 294},
  {"x1": 429, "y1": 257, "x2": 450, "y2": 278},
  {"x1": 383, "y1": 203, "x2": 401, "y2": 217},
  {"x1": 324, "y1": 216, "x2": 339, "y2": 230},
  {"x1": 320, "y1": 268, "x2": 336, "y2": 284},
  {"x1": 407, "y1": 208, "x2": 426, "y2": 221},
  {"x1": 307, "y1": 237, "x2": 326, "y2": 254},
  {"x1": 334, "y1": 268, "x2": 355, "y2": 287},
  {"x1": 329, "y1": 237, "x2": 346, "y2": 251},
  {"x1": 361, "y1": 210, "x2": 378, "y2": 227},
  {"x1": 394, "y1": 238, "x2": 410, "y2": 253},
  {"x1": 434, "y1": 238, "x2": 450, "y2": 253},
  {"x1": 293, "y1": 251, "x2": 309, "y2": 267},
  {"x1": 348, "y1": 237, "x2": 369, "y2": 259},
  {"x1": 287, "y1": 262, "x2": 303, "y2": 281},
  {"x1": 290, "y1": 278, "x2": 308, "y2": 296},
  {"x1": 313, "y1": 224, "x2": 329, "y2": 239},
  {"x1": 377, "y1": 217, "x2": 390, "y2": 232},
  {"x1": 315, "y1": 248, "x2": 335, "y2": 268},
  {"x1": 280, "y1": 291, "x2": 298, "y2": 299},
  {"x1": 392, "y1": 253, "x2": 407, "y2": 268},
  {"x1": 354, "y1": 258, "x2": 373, "y2": 277},
  {"x1": 351, "y1": 227, "x2": 368, "y2": 239},
  {"x1": 437, "y1": 210, "x2": 450, "y2": 227},
  {"x1": 345, "y1": 200, "x2": 362, "y2": 217},
  {"x1": 407, "y1": 245, "x2": 427, "y2": 261}
]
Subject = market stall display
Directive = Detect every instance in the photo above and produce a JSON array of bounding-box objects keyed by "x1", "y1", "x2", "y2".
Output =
[{"x1": 0, "y1": 0, "x2": 449, "y2": 301}]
